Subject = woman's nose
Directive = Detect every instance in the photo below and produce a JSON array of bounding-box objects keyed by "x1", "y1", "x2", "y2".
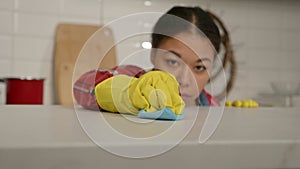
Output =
[{"x1": 176, "y1": 67, "x2": 192, "y2": 87}]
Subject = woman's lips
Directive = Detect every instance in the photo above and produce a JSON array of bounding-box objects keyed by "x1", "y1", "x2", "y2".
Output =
[{"x1": 180, "y1": 93, "x2": 192, "y2": 99}]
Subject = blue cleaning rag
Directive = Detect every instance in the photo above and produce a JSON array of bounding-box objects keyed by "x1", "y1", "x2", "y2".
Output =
[{"x1": 138, "y1": 108, "x2": 185, "y2": 121}]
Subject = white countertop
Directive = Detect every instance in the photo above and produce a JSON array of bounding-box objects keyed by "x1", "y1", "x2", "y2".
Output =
[{"x1": 0, "y1": 105, "x2": 299, "y2": 169}]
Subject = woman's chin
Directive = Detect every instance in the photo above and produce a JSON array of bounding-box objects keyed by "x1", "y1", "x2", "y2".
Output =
[{"x1": 183, "y1": 98, "x2": 196, "y2": 107}]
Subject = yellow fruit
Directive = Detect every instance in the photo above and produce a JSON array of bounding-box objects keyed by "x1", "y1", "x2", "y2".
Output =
[
  {"x1": 232, "y1": 100, "x2": 242, "y2": 107},
  {"x1": 252, "y1": 101, "x2": 259, "y2": 107},
  {"x1": 230, "y1": 99, "x2": 259, "y2": 108},
  {"x1": 225, "y1": 100, "x2": 232, "y2": 107},
  {"x1": 241, "y1": 101, "x2": 249, "y2": 108}
]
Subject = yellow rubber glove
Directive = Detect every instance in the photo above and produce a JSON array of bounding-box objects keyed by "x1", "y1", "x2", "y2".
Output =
[{"x1": 94, "y1": 71, "x2": 185, "y2": 115}]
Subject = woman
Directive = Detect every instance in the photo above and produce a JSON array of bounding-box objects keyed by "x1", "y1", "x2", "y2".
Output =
[
  {"x1": 150, "y1": 6, "x2": 220, "y2": 106},
  {"x1": 73, "y1": 6, "x2": 221, "y2": 120}
]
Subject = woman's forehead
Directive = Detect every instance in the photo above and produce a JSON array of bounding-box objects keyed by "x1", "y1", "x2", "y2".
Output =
[{"x1": 158, "y1": 33, "x2": 215, "y2": 61}]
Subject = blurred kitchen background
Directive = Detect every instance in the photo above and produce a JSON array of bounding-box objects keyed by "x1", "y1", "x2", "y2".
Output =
[{"x1": 0, "y1": 0, "x2": 300, "y2": 106}]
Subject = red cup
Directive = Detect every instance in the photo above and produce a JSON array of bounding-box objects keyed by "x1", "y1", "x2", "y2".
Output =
[{"x1": 1, "y1": 78, "x2": 44, "y2": 104}]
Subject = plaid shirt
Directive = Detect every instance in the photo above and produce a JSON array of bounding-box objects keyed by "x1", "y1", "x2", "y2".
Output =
[{"x1": 196, "y1": 90, "x2": 220, "y2": 106}]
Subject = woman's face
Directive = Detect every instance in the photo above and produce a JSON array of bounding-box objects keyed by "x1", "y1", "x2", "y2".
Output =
[{"x1": 151, "y1": 32, "x2": 215, "y2": 106}]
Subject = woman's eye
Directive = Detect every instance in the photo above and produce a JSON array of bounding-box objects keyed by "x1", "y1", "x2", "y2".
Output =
[
  {"x1": 166, "y1": 59, "x2": 179, "y2": 67},
  {"x1": 194, "y1": 66, "x2": 206, "y2": 72}
]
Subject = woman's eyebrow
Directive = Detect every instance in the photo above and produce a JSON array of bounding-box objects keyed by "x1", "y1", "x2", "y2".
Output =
[
  {"x1": 167, "y1": 50, "x2": 181, "y2": 58},
  {"x1": 166, "y1": 50, "x2": 212, "y2": 63},
  {"x1": 196, "y1": 58, "x2": 211, "y2": 63}
]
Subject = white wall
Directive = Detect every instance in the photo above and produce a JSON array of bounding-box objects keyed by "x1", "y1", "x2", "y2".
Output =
[{"x1": 0, "y1": 0, "x2": 300, "y2": 104}]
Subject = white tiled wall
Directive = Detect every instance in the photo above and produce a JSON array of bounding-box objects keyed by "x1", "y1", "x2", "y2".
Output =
[{"x1": 0, "y1": 0, "x2": 300, "y2": 105}]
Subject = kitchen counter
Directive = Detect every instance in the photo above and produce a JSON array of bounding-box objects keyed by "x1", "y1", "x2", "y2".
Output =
[{"x1": 0, "y1": 105, "x2": 299, "y2": 169}]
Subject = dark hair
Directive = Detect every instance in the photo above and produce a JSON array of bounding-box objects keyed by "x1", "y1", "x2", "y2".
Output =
[{"x1": 152, "y1": 6, "x2": 221, "y2": 53}]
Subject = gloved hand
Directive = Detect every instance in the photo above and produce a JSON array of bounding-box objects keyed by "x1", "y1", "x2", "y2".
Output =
[
  {"x1": 94, "y1": 71, "x2": 185, "y2": 120},
  {"x1": 73, "y1": 65, "x2": 145, "y2": 110}
]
